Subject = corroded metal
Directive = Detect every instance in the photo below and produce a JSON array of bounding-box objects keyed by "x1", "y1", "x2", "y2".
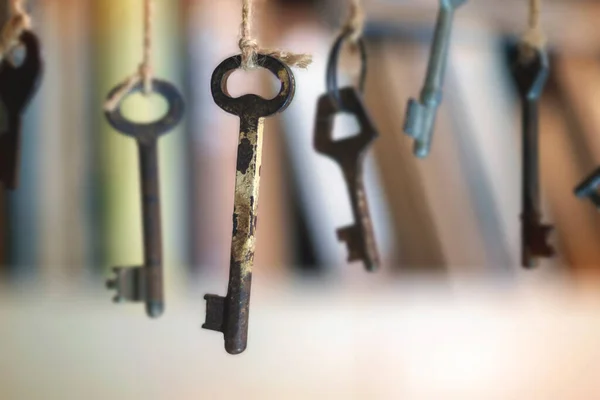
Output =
[
  {"x1": 0, "y1": 31, "x2": 43, "y2": 190},
  {"x1": 203, "y1": 54, "x2": 295, "y2": 355},
  {"x1": 510, "y1": 43, "x2": 554, "y2": 268},
  {"x1": 313, "y1": 31, "x2": 380, "y2": 272},
  {"x1": 403, "y1": 0, "x2": 467, "y2": 158},
  {"x1": 314, "y1": 87, "x2": 380, "y2": 271},
  {"x1": 105, "y1": 78, "x2": 185, "y2": 318},
  {"x1": 575, "y1": 167, "x2": 600, "y2": 209}
]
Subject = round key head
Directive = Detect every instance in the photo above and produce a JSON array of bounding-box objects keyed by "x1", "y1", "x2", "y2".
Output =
[
  {"x1": 210, "y1": 54, "x2": 295, "y2": 118},
  {"x1": 105, "y1": 79, "x2": 185, "y2": 143}
]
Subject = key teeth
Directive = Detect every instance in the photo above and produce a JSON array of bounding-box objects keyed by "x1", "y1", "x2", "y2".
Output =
[
  {"x1": 524, "y1": 224, "x2": 555, "y2": 268},
  {"x1": 106, "y1": 266, "x2": 145, "y2": 303},
  {"x1": 337, "y1": 225, "x2": 362, "y2": 261},
  {"x1": 203, "y1": 294, "x2": 226, "y2": 333},
  {"x1": 403, "y1": 99, "x2": 424, "y2": 140}
]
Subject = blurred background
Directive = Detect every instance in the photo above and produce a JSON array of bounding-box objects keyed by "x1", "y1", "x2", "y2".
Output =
[{"x1": 3, "y1": 0, "x2": 600, "y2": 398}]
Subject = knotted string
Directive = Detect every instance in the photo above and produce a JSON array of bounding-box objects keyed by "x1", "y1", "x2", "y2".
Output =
[
  {"x1": 104, "y1": 0, "x2": 154, "y2": 112},
  {"x1": 0, "y1": 0, "x2": 32, "y2": 63},
  {"x1": 239, "y1": 0, "x2": 312, "y2": 70},
  {"x1": 342, "y1": 0, "x2": 365, "y2": 45},
  {"x1": 519, "y1": 0, "x2": 546, "y2": 63}
]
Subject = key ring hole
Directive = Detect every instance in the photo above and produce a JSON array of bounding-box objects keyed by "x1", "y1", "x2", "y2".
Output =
[
  {"x1": 7, "y1": 43, "x2": 26, "y2": 68},
  {"x1": 222, "y1": 68, "x2": 281, "y2": 100},
  {"x1": 105, "y1": 79, "x2": 185, "y2": 138},
  {"x1": 120, "y1": 92, "x2": 169, "y2": 124},
  {"x1": 326, "y1": 30, "x2": 367, "y2": 109}
]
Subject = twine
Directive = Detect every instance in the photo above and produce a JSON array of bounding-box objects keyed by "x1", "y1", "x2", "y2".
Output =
[
  {"x1": 0, "y1": 0, "x2": 32, "y2": 63},
  {"x1": 105, "y1": 0, "x2": 154, "y2": 112},
  {"x1": 342, "y1": 0, "x2": 365, "y2": 44},
  {"x1": 239, "y1": 0, "x2": 312, "y2": 70},
  {"x1": 519, "y1": 0, "x2": 546, "y2": 63}
]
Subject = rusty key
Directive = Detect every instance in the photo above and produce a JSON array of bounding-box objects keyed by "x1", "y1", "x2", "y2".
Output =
[
  {"x1": 314, "y1": 31, "x2": 380, "y2": 272},
  {"x1": 575, "y1": 167, "x2": 600, "y2": 209},
  {"x1": 203, "y1": 54, "x2": 295, "y2": 354},
  {"x1": 105, "y1": 79, "x2": 184, "y2": 318},
  {"x1": 510, "y1": 43, "x2": 554, "y2": 268},
  {"x1": 314, "y1": 88, "x2": 380, "y2": 271},
  {"x1": 0, "y1": 31, "x2": 43, "y2": 190}
]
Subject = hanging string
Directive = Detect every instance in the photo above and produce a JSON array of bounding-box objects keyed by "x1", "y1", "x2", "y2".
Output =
[
  {"x1": 0, "y1": 0, "x2": 32, "y2": 63},
  {"x1": 104, "y1": 0, "x2": 154, "y2": 112},
  {"x1": 239, "y1": 0, "x2": 312, "y2": 70},
  {"x1": 519, "y1": 0, "x2": 546, "y2": 62},
  {"x1": 341, "y1": 0, "x2": 365, "y2": 45}
]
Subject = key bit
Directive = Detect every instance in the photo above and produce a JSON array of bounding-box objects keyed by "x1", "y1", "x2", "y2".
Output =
[
  {"x1": 0, "y1": 31, "x2": 43, "y2": 190},
  {"x1": 314, "y1": 87, "x2": 380, "y2": 271},
  {"x1": 105, "y1": 78, "x2": 184, "y2": 318},
  {"x1": 403, "y1": 0, "x2": 466, "y2": 158},
  {"x1": 203, "y1": 54, "x2": 295, "y2": 355},
  {"x1": 510, "y1": 43, "x2": 554, "y2": 268},
  {"x1": 575, "y1": 166, "x2": 600, "y2": 209}
]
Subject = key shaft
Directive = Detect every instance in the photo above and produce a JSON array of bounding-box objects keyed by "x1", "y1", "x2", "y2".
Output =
[
  {"x1": 137, "y1": 139, "x2": 164, "y2": 315},
  {"x1": 404, "y1": 0, "x2": 466, "y2": 158},
  {"x1": 205, "y1": 115, "x2": 263, "y2": 354}
]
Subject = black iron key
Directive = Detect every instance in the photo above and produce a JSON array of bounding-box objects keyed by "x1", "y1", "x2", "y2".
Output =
[
  {"x1": 575, "y1": 166, "x2": 600, "y2": 209},
  {"x1": 0, "y1": 31, "x2": 43, "y2": 190},
  {"x1": 203, "y1": 54, "x2": 295, "y2": 355},
  {"x1": 314, "y1": 88, "x2": 380, "y2": 271},
  {"x1": 510, "y1": 43, "x2": 554, "y2": 268},
  {"x1": 313, "y1": 31, "x2": 380, "y2": 272},
  {"x1": 105, "y1": 79, "x2": 184, "y2": 318}
]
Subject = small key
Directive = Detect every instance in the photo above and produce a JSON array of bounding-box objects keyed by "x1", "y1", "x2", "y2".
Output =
[
  {"x1": 203, "y1": 54, "x2": 295, "y2": 355},
  {"x1": 314, "y1": 88, "x2": 380, "y2": 271},
  {"x1": 0, "y1": 31, "x2": 43, "y2": 190},
  {"x1": 105, "y1": 79, "x2": 185, "y2": 318},
  {"x1": 575, "y1": 167, "x2": 600, "y2": 209},
  {"x1": 510, "y1": 43, "x2": 554, "y2": 268},
  {"x1": 403, "y1": 0, "x2": 467, "y2": 158}
]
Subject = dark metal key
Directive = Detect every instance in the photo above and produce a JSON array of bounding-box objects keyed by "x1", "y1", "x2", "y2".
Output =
[
  {"x1": 314, "y1": 31, "x2": 380, "y2": 272},
  {"x1": 0, "y1": 31, "x2": 43, "y2": 190},
  {"x1": 575, "y1": 167, "x2": 600, "y2": 209},
  {"x1": 203, "y1": 54, "x2": 295, "y2": 355},
  {"x1": 105, "y1": 79, "x2": 184, "y2": 318},
  {"x1": 510, "y1": 44, "x2": 554, "y2": 268},
  {"x1": 314, "y1": 88, "x2": 380, "y2": 271}
]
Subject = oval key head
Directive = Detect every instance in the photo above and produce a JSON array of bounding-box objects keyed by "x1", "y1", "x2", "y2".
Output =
[
  {"x1": 211, "y1": 54, "x2": 295, "y2": 118},
  {"x1": 105, "y1": 79, "x2": 185, "y2": 144}
]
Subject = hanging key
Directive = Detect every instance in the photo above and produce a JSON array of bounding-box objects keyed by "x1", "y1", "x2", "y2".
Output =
[
  {"x1": 575, "y1": 167, "x2": 600, "y2": 210},
  {"x1": 314, "y1": 31, "x2": 380, "y2": 272},
  {"x1": 510, "y1": 43, "x2": 554, "y2": 268},
  {"x1": 403, "y1": 0, "x2": 467, "y2": 158},
  {"x1": 0, "y1": 31, "x2": 43, "y2": 190},
  {"x1": 203, "y1": 54, "x2": 295, "y2": 354},
  {"x1": 105, "y1": 79, "x2": 185, "y2": 318}
]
